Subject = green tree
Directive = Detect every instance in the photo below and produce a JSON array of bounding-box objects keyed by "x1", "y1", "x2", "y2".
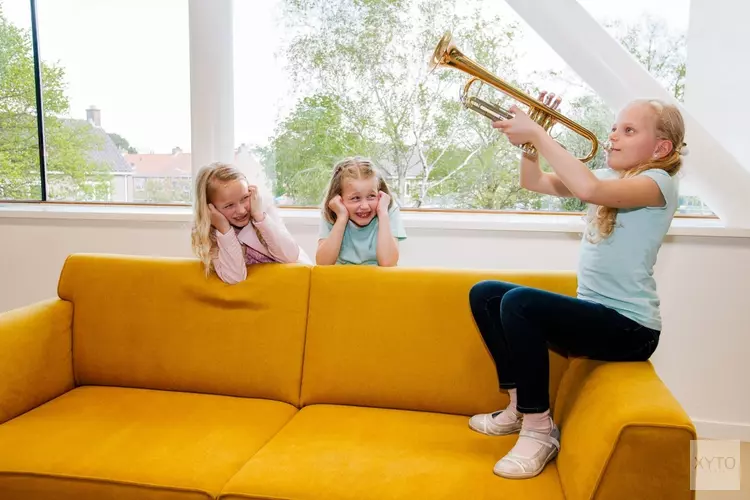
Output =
[
  {"x1": 273, "y1": 0, "x2": 540, "y2": 208},
  {"x1": 606, "y1": 15, "x2": 686, "y2": 102},
  {"x1": 267, "y1": 2, "x2": 689, "y2": 212},
  {"x1": 134, "y1": 178, "x2": 191, "y2": 204},
  {"x1": 0, "y1": 3, "x2": 111, "y2": 200},
  {"x1": 413, "y1": 19, "x2": 543, "y2": 209},
  {"x1": 257, "y1": 93, "x2": 375, "y2": 205},
  {"x1": 108, "y1": 132, "x2": 138, "y2": 154}
]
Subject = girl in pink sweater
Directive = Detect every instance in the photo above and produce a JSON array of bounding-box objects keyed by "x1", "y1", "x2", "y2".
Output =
[{"x1": 191, "y1": 162, "x2": 310, "y2": 284}]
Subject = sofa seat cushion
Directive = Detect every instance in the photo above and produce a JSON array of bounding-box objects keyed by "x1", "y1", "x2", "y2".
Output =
[
  {"x1": 0, "y1": 386, "x2": 297, "y2": 500},
  {"x1": 220, "y1": 405, "x2": 564, "y2": 500}
]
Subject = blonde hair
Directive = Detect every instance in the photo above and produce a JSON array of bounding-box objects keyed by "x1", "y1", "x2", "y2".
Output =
[
  {"x1": 191, "y1": 162, "x2": 268, "y2": 276},
  {"x1": 321, "y1": 156, "x2": 394, "y2": 224},
  {"x1": 587, "y1": 99, "x2": 685, "y2": 243}
]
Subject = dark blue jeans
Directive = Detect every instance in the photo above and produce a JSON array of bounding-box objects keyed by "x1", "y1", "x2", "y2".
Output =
[{"x1": 469, "y1": 280, "x2": 660, "y2": 414}]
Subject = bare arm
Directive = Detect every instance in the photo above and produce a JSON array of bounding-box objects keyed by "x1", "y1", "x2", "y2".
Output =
[
  {"x1": 316, "y1": 217, "x2": 348, "y2": 265},
  {"x1": 532, "y1": 130, "x2": 665, "y2": 208},
  {"x1": 376, "y1": 211, "x2": 399, "y2": 267},
  {"x1": 519, "y1": 152, "x2": 574, "y2": 198}
]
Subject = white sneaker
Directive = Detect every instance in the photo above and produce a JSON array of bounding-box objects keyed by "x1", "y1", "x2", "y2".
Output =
[
  {"x1": 468, "y1": 409, "x2": 523, "y2": 436},
  {"x1": 493, "y1": 423, "x2": 561, "y2": 479}
]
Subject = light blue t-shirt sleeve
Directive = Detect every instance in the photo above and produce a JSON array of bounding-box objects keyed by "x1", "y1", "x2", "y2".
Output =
[
  {"x1": 592, "y1": 168, "x2": 616, "y2": 180},
  {"x1": 640, "y1": 168, "x2": 678, "y2": 210},
  {"x1": 592, "y1": 168, "x2": 677, "y2": 210},
  {"x1": 388, "y1": 205, "x2": 407, "y2": 240}
]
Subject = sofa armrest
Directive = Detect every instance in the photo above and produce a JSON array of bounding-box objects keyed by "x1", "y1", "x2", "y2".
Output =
[
  {"x1": 0, "y1": 299, "x2": 74, "y2": 425},
  {"x1": 553, "y1": 358, "x2": 696, "y2": 500}
]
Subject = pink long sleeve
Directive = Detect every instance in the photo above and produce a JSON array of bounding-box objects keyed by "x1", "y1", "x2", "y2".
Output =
[
  {"x1": 212, "y1": 229, "x2": 247, "y2": 284},
  {"x1": 250, "y1": 213, "x2": 300, "y2": 263}
]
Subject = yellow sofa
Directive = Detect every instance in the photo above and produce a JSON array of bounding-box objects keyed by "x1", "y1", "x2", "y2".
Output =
[{"x1": 0, "y1": 254, "x2": 696, "y2": 499}]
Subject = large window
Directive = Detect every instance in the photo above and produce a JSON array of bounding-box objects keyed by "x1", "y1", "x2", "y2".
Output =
[
  {"x1": 236, "y1": 0, "x2": 609, "y2": 212},
  {"x1": 235, "y1": 0, "x2": 711, "y2": 215},
  {"x1": 0, "y1": 0, "x2": 190, "y2": 204},
  {"x1": 2, "y1": 0, "x2": 713, "y2": 216}
]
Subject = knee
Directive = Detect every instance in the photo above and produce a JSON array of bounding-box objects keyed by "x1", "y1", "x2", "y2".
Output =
[
  {"x1": 469, "y1": 280, "x2": 493, "y2": 305},
  {"x1": 499, "y1": 287, "x2": 536, "y2": 317},
  {"x1": 469, "y1": 280, "x2": 512, "y2": 308}
]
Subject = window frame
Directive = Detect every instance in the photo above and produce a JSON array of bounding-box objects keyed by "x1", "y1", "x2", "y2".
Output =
[{"x1": 0, "y1": 0, "x2": 716, "y2": 221}]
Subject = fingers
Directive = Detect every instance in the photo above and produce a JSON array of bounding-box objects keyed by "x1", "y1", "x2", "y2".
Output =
[
  {"x1": 208, "y1": 203, "x2": 218, "y2": 213},
  {"x1": 493, "y1": 118, "x2": 514, "y2": 132},
  {"x1": 536, "y1": 90, "x2": 562, "y2": 110},
  {"x1": 329, "y1": 195, "x2": 343, "y2": 208},
  {"x1": 538, "y1": 91, "x2": 555, "y2": 107}
]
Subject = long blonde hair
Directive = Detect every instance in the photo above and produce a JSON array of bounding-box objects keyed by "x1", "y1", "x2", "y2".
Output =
[
  {"x1": 321, "y1": 156, "x2": 394, "y2": 224},
  {"x1": 587, "y1": 99, "x2": 685, "y2": 243},
  {"x1": 191, "y1": 162, "x2": 272, "y2": 276}
]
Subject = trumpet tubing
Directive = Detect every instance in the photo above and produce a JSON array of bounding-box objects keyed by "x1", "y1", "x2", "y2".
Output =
[{"x1": 430, "y1": 32, "x2": 600, "y2": 163}]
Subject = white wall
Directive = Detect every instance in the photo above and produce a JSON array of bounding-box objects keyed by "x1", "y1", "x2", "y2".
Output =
[
  {"x1": 685, "y1": 0, "x2": 750, "y2": 165},
  {"x1": 1, "y1": 214, "x2": 749, "y2": 441}
]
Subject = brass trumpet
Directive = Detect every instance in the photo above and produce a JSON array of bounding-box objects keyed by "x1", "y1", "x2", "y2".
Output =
[{"x1": 429, "y1": 32, "x2": 599, "y2": 162}]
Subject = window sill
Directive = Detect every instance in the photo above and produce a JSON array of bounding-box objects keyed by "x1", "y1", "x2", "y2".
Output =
[{"x1": 0, "y1": 203, "x2": 747, "y2": 238}]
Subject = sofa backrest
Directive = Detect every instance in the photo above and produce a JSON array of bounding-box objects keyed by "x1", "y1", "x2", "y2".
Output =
[
  {"x1": 301, "y1": 266, "x2": 574, "y2": 416},
  {"x1": 57, "y1": 254, "x2": 310, "y2": 406}
]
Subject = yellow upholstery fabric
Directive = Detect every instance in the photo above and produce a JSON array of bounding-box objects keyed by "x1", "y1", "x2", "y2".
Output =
[
  {"x1": 57, "y1": 255, "x2": 311, "y2": 406},
  {"x1": 0, "y1": 299, "x2": 74, "y2": 425},
  {"x1": 220, "y1": 404, "x2": 565, "y2": 500},
  {"x1": 0, "y1": 386, "x2": 297, "y2": 500},
  {"x1": 301, "y1": 266, "x2": 572, "y2": 415},
  {"x1": 553, "y1": 358, "x2": 696, "y2": 500},
  {"x1": 0, "y1": 256, "x2": 697, "y2": 500}
]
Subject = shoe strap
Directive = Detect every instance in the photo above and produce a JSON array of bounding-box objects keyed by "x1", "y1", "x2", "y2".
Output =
[
  {"x1": 519, "y1": 428, "x2": 560, "y2": 451},
  {"x1": 491, "y1": 408, "x2": 520, "y2": 419}
]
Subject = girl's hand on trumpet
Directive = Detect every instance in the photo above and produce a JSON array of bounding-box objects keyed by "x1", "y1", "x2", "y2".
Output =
[{"x1": 492, "y1": 91, "x2": 562, "y2": 147}]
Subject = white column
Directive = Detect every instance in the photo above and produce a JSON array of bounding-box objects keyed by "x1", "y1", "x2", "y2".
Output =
[
  {"x1": 188, "y1": 0, "x2": 235, "y2": 175},
  {"x1": 505, "y1": 0, "x2": 750, "y2": 228},
  {"x1": 684, "y1": 0, "x2": 749, "y2": 165}
]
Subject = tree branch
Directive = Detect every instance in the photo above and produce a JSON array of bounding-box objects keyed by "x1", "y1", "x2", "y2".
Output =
[{"x1": 428, "y1": 147, "x2": 481, "y2": 191}]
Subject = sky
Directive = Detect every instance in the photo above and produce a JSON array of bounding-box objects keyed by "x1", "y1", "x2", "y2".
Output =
[{"x1": 3, "y1": 0, "x2": 690, "y2": 155}]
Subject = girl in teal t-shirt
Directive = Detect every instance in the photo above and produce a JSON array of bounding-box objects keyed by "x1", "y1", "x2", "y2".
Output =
[
  {"x1": 316, "y1": 157, "x2": 407, "y2": 266},
  {"x1": 468, "y1": 95, "x2": 686, "y2": 480}
]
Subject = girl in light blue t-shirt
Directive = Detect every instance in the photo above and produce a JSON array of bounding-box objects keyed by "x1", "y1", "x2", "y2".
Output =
[
  {"x1": 467, "y1": 95, "x2": 686, "y2": 480},
  {"x1": 316, "y1": 157, "x2": 407, "y2": 266}
]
